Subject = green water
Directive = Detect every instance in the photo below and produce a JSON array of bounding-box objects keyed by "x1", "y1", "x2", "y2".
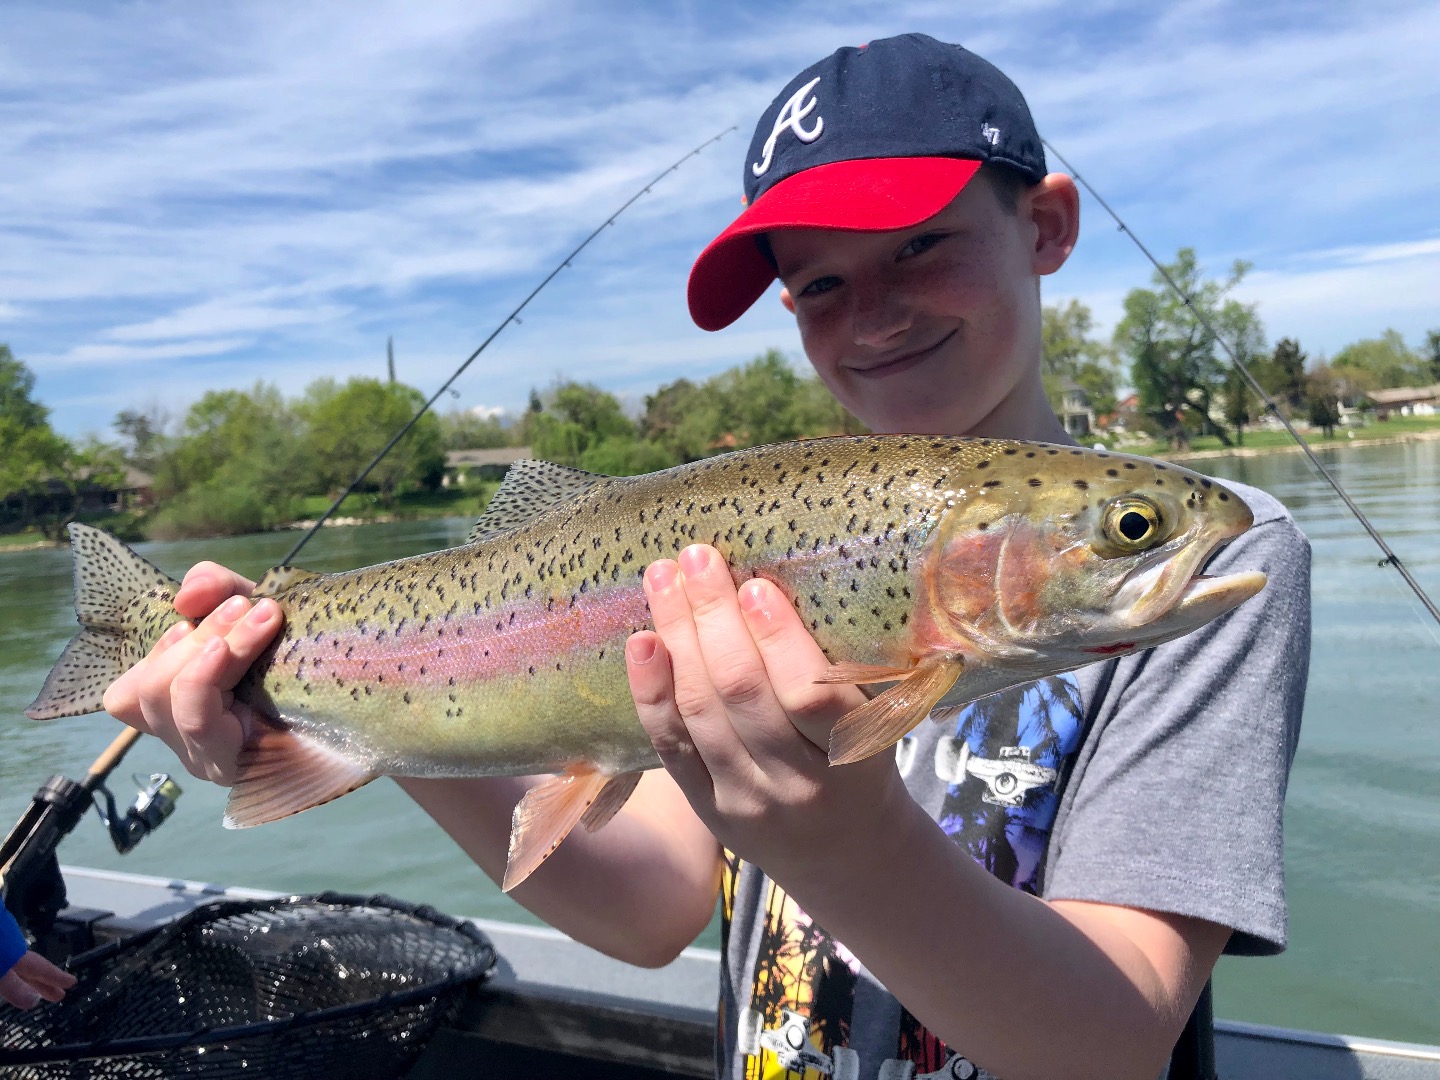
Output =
[{"x1": 2, "y1": 443, "x2": 1436, "y2": 1043}]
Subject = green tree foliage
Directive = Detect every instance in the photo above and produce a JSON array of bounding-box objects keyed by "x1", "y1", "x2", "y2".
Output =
[
  {"x1": 113, "y1": 406, "x2": 168, "y2": 472},
  {"x1": 1042, "y1": 300, "x2": 1119, "y2": 419},
  {"x1": 0, "y1": 348, "x2": 68, "y2": 516},
  {"x1": 1331, "y1": 329, "x2": 1429, "y2": 392},
  {"x1": 1253, "y1": 338, "x2": 1307, "y2": 417},
  {"x1": 1426, "y1": 329, "x2": 1440, "y2": 383},
  {"x1": 1114, "y1": 249, "x2": 1263, "y2": 451},
  {"x1": 301, "y1": 378, "x2": 445, "y2": 501},
  {"x1": 529, "y1": 381, "x2": 643, "y2": 469},
  {"x1": 1305, "y1": 363, "x2": 1344, "y2": 437},
  {"x1": 440, "y1": 408, "x2": 513, "y2": 450}
]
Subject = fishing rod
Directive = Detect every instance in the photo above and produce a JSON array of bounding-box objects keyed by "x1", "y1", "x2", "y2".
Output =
[
  {"x1": 0, "y1": 128, "x2": 737, "y2": 949},
  {"x1": 1043, "y1": 139, "x2": 1440, "y2": 630},
  {"x1": 280, "y1": 125, "x2": 737, "y2": 567}
]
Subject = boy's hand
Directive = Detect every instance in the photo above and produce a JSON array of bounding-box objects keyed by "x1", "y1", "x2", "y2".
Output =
[
  {"x1": 626, "y1": 544, "x2": 908, "y2": 875},
  {"x1": 103, "y1": 562, "x2": 283, "y2": 785},
  {"x1": 0, "y1": 951, "x2": 78, "y2": 1010}
]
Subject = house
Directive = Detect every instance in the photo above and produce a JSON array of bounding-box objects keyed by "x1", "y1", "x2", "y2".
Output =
[
  {"x1": 1058, "y1": 379, "x2": 1094, "y2": 438},
  {"x1": 1365, "y1": 384, "x2": 1440, "y2": 418},
  {"x1": 442, "y1": 447, "x2": 531, "y2": 486}
]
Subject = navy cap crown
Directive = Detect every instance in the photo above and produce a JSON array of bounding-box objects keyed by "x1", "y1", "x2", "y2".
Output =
[{"x1": 743, "y1": 33, "x2": 1047, "y2": 205}]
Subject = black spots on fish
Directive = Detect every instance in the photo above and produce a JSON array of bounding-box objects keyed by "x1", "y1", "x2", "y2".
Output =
[
  {"x1": 1200, "y1": 478, "x2": 1213, "y2": 489},
  {"x1": 1217, "y1": 492, "x2": 1230, "y2": 502},
  {"x1": 1073, "y1": 480, "x2": 1090, "y2": 491},
  {"x1": 1123, "y1": 461, "x2": 1137, "y2": 470},
  {"x1": 1106, "y1": 469, "x2": 1119, "y2": 478},
  {"x1": 977, "y1": 460, "x2": 991, "y2": 470},
  {"x1": 350, "y1": 687, "x2": 361, "y2": 701},
  {"x1": 528, "y1": 665, "x2": 536, "y2": 675},
  {"x1": 1155, "y1": 478, "x2": 1165, "y2": 486},
  {"x1": 983, "y1": 479, "x2": 1001, "y2": 489},
  {"x1": 402, "y1": 691, "x2": 412, "y2": 705},
  {"x1": 1028, "y1": 478, "x2": 1043, "y2": 488},
  {"x1": 1182, "y1": 475, "x2": 1196, "y2": 486},
  {"x1": 977, "y1": 521, "x2": 990, "y2": 531}
]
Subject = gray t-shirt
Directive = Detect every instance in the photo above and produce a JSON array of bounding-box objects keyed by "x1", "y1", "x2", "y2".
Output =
[{"x1": 717, "y1": 480, "x2": 1310, "y2": 1080}]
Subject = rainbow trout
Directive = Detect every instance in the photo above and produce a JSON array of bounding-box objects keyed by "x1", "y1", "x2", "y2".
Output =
[{"x1": 28, "y1": 436, "x2": 1266, "y2": 889}]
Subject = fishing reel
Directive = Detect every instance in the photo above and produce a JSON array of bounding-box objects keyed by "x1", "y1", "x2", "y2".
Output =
[{"x1": 94, "y1": 772, "x2": 183, "y2": 855}]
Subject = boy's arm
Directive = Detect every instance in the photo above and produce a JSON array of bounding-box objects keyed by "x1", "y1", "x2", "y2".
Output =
[
  {"x1": 102, "y1": 562, "x2": 722, "y2": 969},
  {"x1": 1, "y1": 905, "x2": 77, "y2": 1009},
  {"x1": 627, "y1": 544, "x2": 1241, "y2": 1080}
]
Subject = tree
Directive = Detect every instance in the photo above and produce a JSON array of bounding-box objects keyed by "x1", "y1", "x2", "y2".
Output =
[
  {"x1": 1114, "y1": 249, "x2": 1263, "y2": 451},
  {"x1": 1305, "y1": 363, "x2": 1343, "y2": 437},
  {"x1": 529, "y1": 380, "x2": 638, "y2": 467},
  {"x1": 302, "y1": 378, "x2": 445, "y2": 502},
  {"x1": 113, "y1": 405, "x2": 169, "y2": 472},
  {"x1": 440, "y1": 408, "x2": 513, "y2": 450},
  {"x1": 1222, "y1": 365, "x2": 1254, "y2": 446},
  {"x1": 1042, "y1": 300, "x2": 1119, "y2": 420},
  {"x1": 1426, "y1": 329, "x2": 1440, "y2": 383},
  {"x1": 1255, "y1": 338, "x2": 1306, "y2": 417},
  {"x1": 1332, "y1": 329, "x2": 1429, "y2": 390},
  {"x1": 0, "y1": 346, "x2": 70, "y2": 527}
]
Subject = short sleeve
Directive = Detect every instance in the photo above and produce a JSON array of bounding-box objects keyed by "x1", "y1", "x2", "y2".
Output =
[{"x1": 1043, "y1": 482, "x2": 1310, "y2": 955}]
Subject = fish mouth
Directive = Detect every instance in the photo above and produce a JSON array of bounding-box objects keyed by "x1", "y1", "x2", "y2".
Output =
[{"x1": 1109, "y1": 531, "x2": 1268, "y2": 636}]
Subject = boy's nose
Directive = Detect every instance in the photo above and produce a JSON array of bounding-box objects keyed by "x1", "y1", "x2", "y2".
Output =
[{"x1": 849, "y1": 283, "x2": 913, "y2": 348}]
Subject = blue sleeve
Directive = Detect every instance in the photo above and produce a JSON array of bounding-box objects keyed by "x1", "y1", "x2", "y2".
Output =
[{"x1": 0, "y1": 904, "x2": 27, "y2": 976}]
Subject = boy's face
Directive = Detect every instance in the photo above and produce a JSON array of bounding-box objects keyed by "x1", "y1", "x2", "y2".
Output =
[{"x1": 771, "y1": 172, "x2": 1076, "y2": 439}]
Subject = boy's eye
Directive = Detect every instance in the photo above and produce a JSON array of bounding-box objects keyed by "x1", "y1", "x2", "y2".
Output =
[
  {"x1": 898, "y1": 232, "x2": 946, "y2": 259},
  {"x1": 798, "y1": 275, "x2": 842, "y2": 298}
]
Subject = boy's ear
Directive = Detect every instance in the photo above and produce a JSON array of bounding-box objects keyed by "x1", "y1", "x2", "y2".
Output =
[
  {"x1": 1026, "y1": 174, "x2": 1081, "y2": 277},
  {"x1": 779, "y1": 286, "x2": 796, "y2": 314}
]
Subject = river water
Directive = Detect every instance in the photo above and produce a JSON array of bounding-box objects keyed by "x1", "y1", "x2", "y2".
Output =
[{"x1": 1, "y1": 441, "x2": 1436, "y2": 1043}]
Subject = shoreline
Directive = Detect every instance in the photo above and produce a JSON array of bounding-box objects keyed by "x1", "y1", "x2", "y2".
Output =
[
  {"x1": 3, "y1": 428, "x2": 1436, "y2": 553},
  {"x1": 1151, "y1": 426, "x2": 1440, "y2": 462}
]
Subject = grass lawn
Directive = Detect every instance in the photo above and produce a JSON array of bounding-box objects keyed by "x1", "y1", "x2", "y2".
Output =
[
  {"x1": 292, "y1": 482, "x2": 500, "y2": 523},
  {"x1": 1118, "y1": 414, "x2": 1440, "y2": 458}
]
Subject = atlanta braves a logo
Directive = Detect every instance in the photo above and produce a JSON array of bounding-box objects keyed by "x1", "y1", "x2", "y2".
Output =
[{"x1": 752, "y1": 77, "x2": 824, "y2": 177}]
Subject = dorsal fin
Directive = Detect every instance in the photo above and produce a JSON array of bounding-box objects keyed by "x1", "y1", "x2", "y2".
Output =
[
  {"x1": 253, "y1": 565, "x2": 324, "y2": 597},
  {"x1": 467, "y1": 459, "x2": 607, "y2": 543}
]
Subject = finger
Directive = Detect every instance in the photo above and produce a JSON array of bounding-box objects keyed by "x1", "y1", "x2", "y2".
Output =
[
  {"x1": 0, "y1": 969, "x2": 40, "y2": 1010},
  {"x1": 173, "y1": 562, "x2": 258, "y2": 621},
  {"x1": 170, "y1": 599, "x2": 282, "y2": 779},
  {"x1": 625, "y1": 631, "x2": 714, "y2": 804},
  {"x1": 675, "y1": 546, "x2": 817, "y2": 769},
  {"x1": 11, "y1": 952, "x2": 76, "y2": 1000},
  {"x1": 643, "y1": 558, "x2": 755, "y2": 777},
  {"x1": 738, "y1": 577, "x2": 868, "y2": 746}
]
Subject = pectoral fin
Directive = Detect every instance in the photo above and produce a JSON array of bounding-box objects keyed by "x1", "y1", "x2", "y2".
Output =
[
  {"x1": 504, "y1": 764, "x2": 627, "y2": 892},
  {"x1": 827, "y1": 654, "x2": 965, "y2": 767},
  {"x1": 814, "y1": 661, "x2": 918, "y2": 685},
  {"x1": 225, "y1": 723, "x2": 378, "y2": 827}
]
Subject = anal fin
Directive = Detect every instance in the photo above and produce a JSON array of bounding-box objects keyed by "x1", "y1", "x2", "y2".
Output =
[
  {"x1": 580, "y1": 770, "x2": 642, "y2": 833},
  {"x1": 828, "y1": 655, "x2": 965, "y2": 767},
  {"x1": 503, "y1": 764, "x2": 619, "y2": 892},
  {"x1": 225, "y1": 722, "x2": 378, "y2": 828}
]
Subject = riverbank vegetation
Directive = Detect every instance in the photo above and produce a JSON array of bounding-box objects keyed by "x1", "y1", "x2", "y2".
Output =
[{"x1": 4, "y1": 248, "x2": 1438, "y2": 543}]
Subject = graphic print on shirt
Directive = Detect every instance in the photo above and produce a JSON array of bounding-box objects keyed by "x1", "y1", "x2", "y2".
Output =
[
  {"x1": 724, "y1": 847, "x2": 862, "y2": 1080},
  {"x1": 892, "y1": 674, "x2": 1085, "y2": 1079},
  {"x1": 721, "y1": 674, "x2": 1085, "y2": 1080}
]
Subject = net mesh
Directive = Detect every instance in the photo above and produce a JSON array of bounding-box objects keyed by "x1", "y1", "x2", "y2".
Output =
[{"x1": 0, "y1": 892, "x2": 496, "y2": 1080}]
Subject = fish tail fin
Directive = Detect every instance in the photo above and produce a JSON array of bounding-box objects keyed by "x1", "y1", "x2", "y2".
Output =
[
  {"x1": 502, "y1": 766, "x2": 642, "y2": 892},
  {"x1": 26, "y1": 524, "x2": 184, "y2": 720}
]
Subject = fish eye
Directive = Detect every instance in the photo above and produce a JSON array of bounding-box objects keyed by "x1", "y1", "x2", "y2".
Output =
[{"x1": 1101, "y1": 496, "x2": 1165, "y2": 552}]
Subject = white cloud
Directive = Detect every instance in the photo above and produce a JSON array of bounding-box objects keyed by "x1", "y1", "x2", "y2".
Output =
[{"x1": 1, "y1": 0, "x2": 1435, "y2": 437}]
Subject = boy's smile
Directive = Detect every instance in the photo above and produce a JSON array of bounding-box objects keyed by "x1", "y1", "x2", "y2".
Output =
[{"x1": 771, "y1": 172, "x2": 1078, "y2": 441}]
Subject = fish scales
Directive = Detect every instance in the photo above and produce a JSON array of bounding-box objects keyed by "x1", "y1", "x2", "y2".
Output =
[{"x1": 241, "y1": 436, "x2": 977, "y2": 776}]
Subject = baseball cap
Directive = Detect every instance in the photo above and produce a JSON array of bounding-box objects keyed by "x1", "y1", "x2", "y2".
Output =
[{"x1": 688, "y1": 33, "x2": 1047, "y2": 332}]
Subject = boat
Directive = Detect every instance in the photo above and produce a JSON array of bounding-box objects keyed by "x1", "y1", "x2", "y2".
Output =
[{"x1": 29, "y1": 864, "x2": 1440, "y2": 1079}]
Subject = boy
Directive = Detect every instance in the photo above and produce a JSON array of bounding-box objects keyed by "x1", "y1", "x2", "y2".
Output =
[{"x1": 104, "y1": 33, "x2": 1309, "y2": 1080}]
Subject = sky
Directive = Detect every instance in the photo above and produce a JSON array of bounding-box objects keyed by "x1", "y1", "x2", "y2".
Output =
[{"x1": 2, "y1": 0, "x2": 1437, "y2": 439}]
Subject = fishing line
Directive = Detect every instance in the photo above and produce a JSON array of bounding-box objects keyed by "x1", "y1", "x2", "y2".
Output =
[
  {"x1": 1044, "y1": 139, "x2": 1440, "y2": 629},
  {"x1": 280, "y1": 126, "x2": 737, "y2": 566}
]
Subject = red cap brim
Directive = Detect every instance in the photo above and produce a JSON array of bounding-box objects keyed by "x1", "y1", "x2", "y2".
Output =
[{"x1": 687, "y1": 156, "x2": 983, "y2": 332}]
